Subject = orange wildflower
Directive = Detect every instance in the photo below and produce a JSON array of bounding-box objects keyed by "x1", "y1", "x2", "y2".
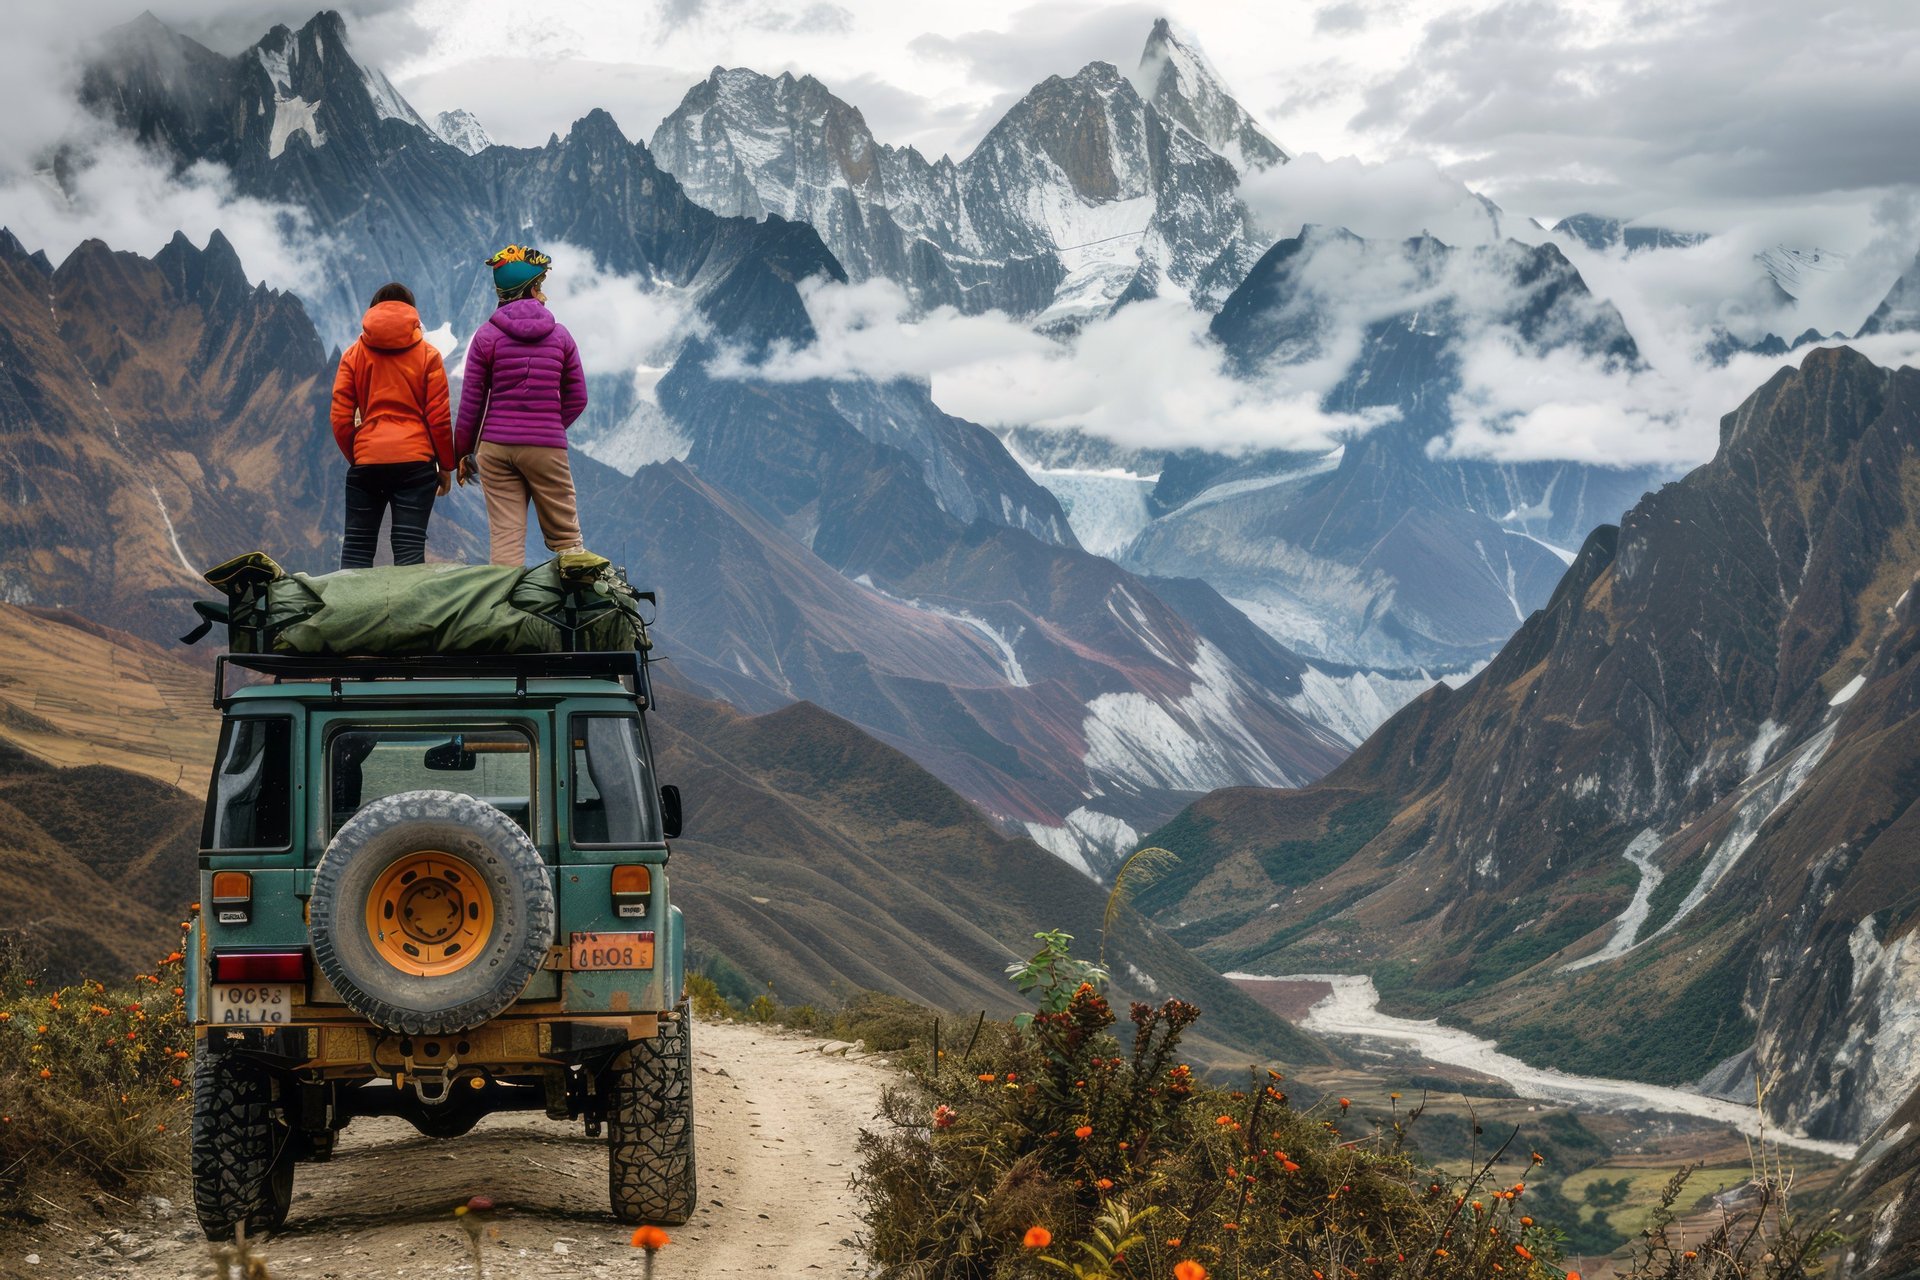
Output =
[
  {"x1": 1023, "y1": 1226, "x2": 1052, "y2": 1248},
  {"x1": 1096, "y1": 1178, "x2": 1114, "y2": 1190},
  {"x1": 1514, "y1": 1245, "x2": 1534, "y2": 1261},
  {"x1": 977, "y1": 1073, "x2": 996, "y2": 1083},
  {"x1": 1174, "y1": 1263, "x2": 1208, "y2": 1280},
  {"x1": 1074, "y1": 1125, "x2": 1093, "y2": 1140},
  {"x1": 37, "y1": 1068, "x2": 50, "y2": 1079},
  {"x1": 631, "y1": 1225, "x2": 670, "y2": 1250}
]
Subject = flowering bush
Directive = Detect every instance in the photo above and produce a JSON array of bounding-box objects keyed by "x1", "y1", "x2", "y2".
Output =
[
  {"x1": 858, "y1": 974, "x2": 1541, "y2": 1279},
  {"x1": 854, "y1": 934, "x2": 1834, "y2": 1280},
  {"x1": 0, "y1": 938, "x2": 191, "y2": 1214}
]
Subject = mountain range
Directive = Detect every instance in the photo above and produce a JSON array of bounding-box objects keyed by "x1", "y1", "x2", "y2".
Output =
[
  {"x1": 11, "y1": 11, "x2": 1389, "y2": 874},
  {"x1": 632, "y1": 24, "x2": 1697, "y2": 674},
  {"x1": 1131, "y1": 345, "x2": 1920, "y2": 1155},
  {"x1": 649, "y1": 19, "x2": 1283, "y2": 327}
]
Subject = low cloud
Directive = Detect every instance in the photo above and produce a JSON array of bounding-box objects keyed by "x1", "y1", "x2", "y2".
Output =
[
  {"x1": 710, "y1": 277, "x2": 1391, "y2": 453},
  {"x1": 538, "y1": 242, "x2": 707, "y2": 386},
  {"x1": 1240, "y1": 152, "x2": 1518, "y2": 247}
]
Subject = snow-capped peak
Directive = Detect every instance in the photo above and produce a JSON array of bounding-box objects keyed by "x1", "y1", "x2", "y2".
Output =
[
  {"x1": 360, "y1": 61, "x2": 434, "y2": 133},
  {"x1": 1133, "y1": 17, "x2": 1287, "y2": 174},
  {"x1": 434, "y1": 109, "x2": 494, "y2": 155}
]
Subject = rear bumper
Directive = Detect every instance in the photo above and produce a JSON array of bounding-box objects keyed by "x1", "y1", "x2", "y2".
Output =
[{"x1": 198, "y1": 1005, "x2": 677, "y2": 1077}]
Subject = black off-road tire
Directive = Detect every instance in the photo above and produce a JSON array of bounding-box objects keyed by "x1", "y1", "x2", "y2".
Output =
[
  {"x1": 605, "y1": 1003, "x2": 697, "y2": 1224},
  {"x1": 310, "y1": 789, "x2": 554, "y2": 1035},
  {"x1": 192, "y1": 1046, "x2": 294, "y2": 1241}
]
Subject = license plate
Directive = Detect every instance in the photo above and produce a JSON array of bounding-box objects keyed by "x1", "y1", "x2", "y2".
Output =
[
  {"x1": 569, "y1": 932, "x2": 654, "y2": 971},
  {"x1": 212, "y1": 984, "x2": 296, "y2": 1025}
]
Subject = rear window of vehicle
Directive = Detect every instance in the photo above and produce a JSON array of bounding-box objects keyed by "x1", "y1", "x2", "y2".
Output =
[
  {"x1": 570, "y1": 715, "x2": 658, "y2": 847},
  {"x1": 328, "y1": 726, "x2": 535, "y2": 836},
  {"x1": 203, "y1": 717, "x2": 294, "y2": 851}
]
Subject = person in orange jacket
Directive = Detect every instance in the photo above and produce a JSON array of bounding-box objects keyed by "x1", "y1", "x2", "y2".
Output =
[{"x1": 329, "y1": 282, "x2": 455, "y2": 568}]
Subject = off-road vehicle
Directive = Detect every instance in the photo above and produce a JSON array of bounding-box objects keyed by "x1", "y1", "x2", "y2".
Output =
[{"x1": 181, "y1": 555, "x2": 692, "y2": 1238}]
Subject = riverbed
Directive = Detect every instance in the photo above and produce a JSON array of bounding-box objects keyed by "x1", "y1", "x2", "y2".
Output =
[{"x1": 1231, "y1": 972, "x2": 1855, "y2": 1160}]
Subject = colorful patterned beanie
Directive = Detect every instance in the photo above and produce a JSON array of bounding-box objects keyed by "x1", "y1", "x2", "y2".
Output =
[{"x1": 487, "y1": 244, "x2": 551, "y2": 293}]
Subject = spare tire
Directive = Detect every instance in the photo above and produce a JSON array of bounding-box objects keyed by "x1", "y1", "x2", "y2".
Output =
[{"x1": 311, "y1": 790, "x2": 554, "y2": 1035}]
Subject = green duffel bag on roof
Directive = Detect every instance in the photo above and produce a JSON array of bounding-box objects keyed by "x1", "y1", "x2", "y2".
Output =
[{"x1": 184, "y1": 551, "x2": 650, "y2": 656}]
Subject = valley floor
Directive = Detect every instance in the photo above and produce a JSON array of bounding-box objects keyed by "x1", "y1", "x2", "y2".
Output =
[{"x1": 11, "y1": 1019, "x2": 893, "y2": 1279}]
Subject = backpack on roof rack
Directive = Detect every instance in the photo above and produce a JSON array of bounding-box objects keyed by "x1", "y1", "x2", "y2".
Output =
[{"x1": 183, "y1": 551, "x2": 651, "y2": 656}]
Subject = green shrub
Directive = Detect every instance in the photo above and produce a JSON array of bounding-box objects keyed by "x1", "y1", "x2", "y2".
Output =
[{"x1": 0, "y1": 936, "x2": 190, "y2": 1216}]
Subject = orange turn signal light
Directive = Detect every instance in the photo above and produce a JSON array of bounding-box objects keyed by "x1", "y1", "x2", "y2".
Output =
[
  {"x1": 211, "y1": 871, "x2": 253, "y2": 925},
  {"x1": 611, "y1": 865, "x2": 651, "y2": 919}
]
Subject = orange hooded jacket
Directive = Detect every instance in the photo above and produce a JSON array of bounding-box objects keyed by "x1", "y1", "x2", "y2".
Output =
[{"x1": 330, "y1": 300, "x2": 455, "y2": 468}]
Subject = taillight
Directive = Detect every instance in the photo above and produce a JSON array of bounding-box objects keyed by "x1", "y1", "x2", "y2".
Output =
[
  {"x1": 211, "y1": 951, "x2": 309, "y2": 983},
  {"x1": 211, "y1": 871, "x2": 253, "y2": 924},
  {"x1": 611, "y1": 865, "x2": 652, "y2": 919}
]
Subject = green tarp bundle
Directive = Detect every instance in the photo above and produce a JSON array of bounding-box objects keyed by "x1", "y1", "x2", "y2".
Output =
[{"x1": 187, "y1": 552, "x2": 650, "y2": 656}]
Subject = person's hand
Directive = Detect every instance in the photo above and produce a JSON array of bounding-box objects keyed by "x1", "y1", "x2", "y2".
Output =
[
  {"x1": 457, "y1": 455, "x2": 478, "y2": 486},
  {"x1": 436, "y1": 469, "x2": 454, "y2": 497}
]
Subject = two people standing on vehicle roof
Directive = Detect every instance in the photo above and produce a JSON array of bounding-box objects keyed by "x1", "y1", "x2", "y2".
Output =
[{"x1": 328, "y1": 245, "x2": 590, "y2": 569}]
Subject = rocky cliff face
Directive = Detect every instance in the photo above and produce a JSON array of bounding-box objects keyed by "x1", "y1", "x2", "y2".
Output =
[
  {"x1": 649, "y1": 21, "x2": 1277, "y2": 322},
  {"x1": 1134, "y1": 346, "x2": 1920, "y2": 1143}
]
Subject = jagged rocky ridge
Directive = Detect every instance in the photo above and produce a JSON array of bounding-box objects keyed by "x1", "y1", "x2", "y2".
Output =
[
  {"x1": 0, "y1": 227, "x2": 473, "y2": 634},
  {"x1": 1132, "y1": 346, "x2": 1920, "y2": 1144},
  {"x1": 649, "y1": 19, "x2": 1282, "y2": 323}
]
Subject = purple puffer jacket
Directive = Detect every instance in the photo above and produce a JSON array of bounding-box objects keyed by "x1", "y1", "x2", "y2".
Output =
[{"x1": 453, "y1": 299, "x2": 588, "y2": 455}]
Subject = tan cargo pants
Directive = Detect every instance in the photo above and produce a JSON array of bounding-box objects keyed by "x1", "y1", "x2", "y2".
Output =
[{"x1": 475, "y1": 442, "x2": 585, "y2": 566}]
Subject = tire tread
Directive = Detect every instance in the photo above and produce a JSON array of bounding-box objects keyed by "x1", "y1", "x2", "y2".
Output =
[{"x1": 606, "y1": 1004, "x2": 697, "y2": 1224}]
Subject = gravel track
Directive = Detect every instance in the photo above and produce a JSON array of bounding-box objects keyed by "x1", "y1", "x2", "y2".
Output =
[{"x1": 14, "y1": 1019, "x2": 894, "y2": 1279}]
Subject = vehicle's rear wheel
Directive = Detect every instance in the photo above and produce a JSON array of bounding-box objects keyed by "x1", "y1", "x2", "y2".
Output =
[
  {"x1": 605, "y1": 1002, "x2": 697, "y2": 1224},
  {"x1": 191, "y1": 1047, "x2": 294, "y2": 1241},
  {"x1": 310, "y1": 790, "x2": 554, "y2": 1035}
]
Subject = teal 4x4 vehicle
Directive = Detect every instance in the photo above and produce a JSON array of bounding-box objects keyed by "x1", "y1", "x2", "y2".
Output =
[{"x1": 183, "y1": 560, "x2": 692, "y2": 1239}]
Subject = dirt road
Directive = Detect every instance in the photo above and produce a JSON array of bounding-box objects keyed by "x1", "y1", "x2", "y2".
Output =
[{"x1": 16, "y1": 1019, "x2": 896, "y2": 1279}]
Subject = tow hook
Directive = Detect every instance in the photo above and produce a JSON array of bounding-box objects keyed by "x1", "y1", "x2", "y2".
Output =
[
  {"x1": 370, "y1": 1036, "x2": 464, "y2": 1105},
  {"x1": 401, "y1": 1050, "x2": 461, "y2": 1105}
]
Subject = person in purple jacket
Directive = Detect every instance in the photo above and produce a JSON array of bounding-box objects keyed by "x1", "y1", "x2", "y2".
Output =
[{"x1": 454, "y1": 244, "x2": 590, "y2": 565}]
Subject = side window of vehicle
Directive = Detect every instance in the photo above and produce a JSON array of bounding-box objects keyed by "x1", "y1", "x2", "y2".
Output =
[
  {"x1": 571, "y1": 715, "x2": 657, "y2": 847},
  {"x1": 202, "y1": 718, "x2": 294, "y2": 851}
]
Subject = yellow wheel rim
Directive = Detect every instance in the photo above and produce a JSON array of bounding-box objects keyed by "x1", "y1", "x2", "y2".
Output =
[{"x1": 365, "y1": 851, "x2": 494, "y2": 977}]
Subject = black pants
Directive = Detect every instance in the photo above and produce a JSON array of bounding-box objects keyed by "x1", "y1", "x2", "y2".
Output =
[{"x1": 341, "y1": 461, "x2": 438, "y2": 569}]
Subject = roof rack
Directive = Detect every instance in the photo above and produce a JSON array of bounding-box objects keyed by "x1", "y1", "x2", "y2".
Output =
[{"x1": 214, "y1": 650, "x2": 650, "y2": 708}]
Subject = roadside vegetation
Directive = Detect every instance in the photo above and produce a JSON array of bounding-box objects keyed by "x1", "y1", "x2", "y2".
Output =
[
  {"x1": 852, "y1": 930, "x2": 1844, "y2": 1280},
  {"x1": 0, "y1": 934, "x2": 190, "y2": 1221}
]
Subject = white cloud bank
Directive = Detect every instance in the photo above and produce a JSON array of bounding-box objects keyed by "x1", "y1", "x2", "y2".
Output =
[{"x1": 709, "y1": 277, "x2": 1393, "y2": 454}]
